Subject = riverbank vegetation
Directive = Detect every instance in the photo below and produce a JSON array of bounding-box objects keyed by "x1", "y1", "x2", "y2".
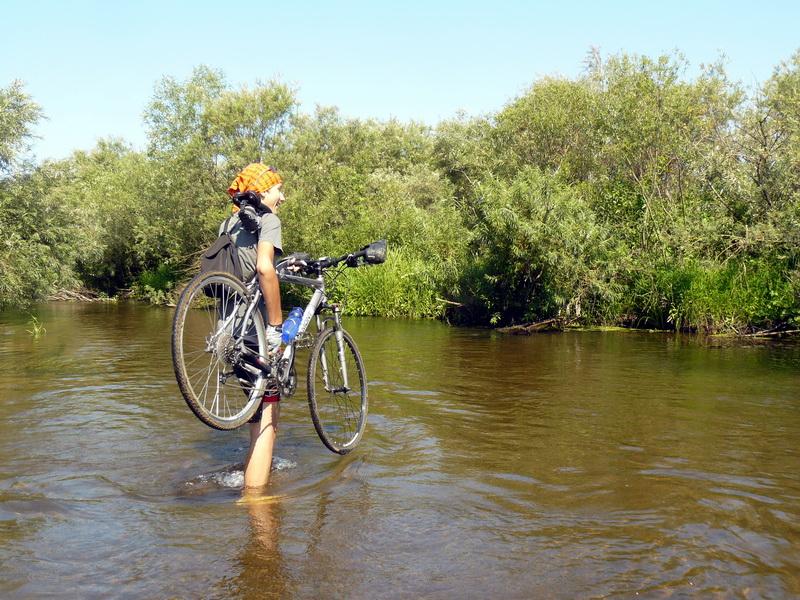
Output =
[{"x1": 2, "y1": 50, "x2": 799, "y2": 333}]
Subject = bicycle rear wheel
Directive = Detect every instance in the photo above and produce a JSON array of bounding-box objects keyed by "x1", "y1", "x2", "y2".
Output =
[
  {"x1": 172, "y1": 271, "x2": 267, "y2": 430},
  {"x1": 307, "y1": 327, "x2": 368, "y2": 454}
]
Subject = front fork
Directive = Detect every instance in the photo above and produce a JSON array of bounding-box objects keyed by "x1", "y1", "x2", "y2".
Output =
[{"x1": 317, "y1": 305, "x2": 350, "y2": 392}]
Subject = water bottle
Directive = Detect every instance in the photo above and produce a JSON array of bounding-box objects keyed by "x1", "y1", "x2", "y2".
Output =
[{"x1": 281, "y1": 307, "x2": 304, "y2": 344}]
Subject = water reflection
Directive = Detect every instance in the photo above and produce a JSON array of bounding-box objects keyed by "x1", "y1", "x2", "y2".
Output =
[{"x1": 228, "y1": 495, "x2": 287, "y2": 599}]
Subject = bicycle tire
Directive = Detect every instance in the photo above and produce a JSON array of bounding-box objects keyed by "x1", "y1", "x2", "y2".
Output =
[
  {"x1": 307, "y1": 327, "x2": 368, "y2": 454},
  {"x1": 172, "y1": 271, "x2": 267, "y2": 430}
]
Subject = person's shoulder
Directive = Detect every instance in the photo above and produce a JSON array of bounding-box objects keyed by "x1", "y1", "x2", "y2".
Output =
[
  {"x1": 220, "y1": 213, "x2": 240, "y2": 233},
  {"x1": 261, "y1": 212, "x2": 281, "y2": 227}
]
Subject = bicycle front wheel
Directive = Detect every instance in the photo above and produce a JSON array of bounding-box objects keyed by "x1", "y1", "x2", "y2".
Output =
[
  {"x1": 172, "y1": 271, "x2": 267, "y2": 430},
  {"x1": 307, "y1": 327, "x2": 368, "y2": 454}
]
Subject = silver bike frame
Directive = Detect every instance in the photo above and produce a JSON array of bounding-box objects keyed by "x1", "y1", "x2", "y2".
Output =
[
  {"x1": 220, "y1": 264, "x2": 351, "y2": 393},
  {"x1": 277, "y1": 269, "x2": 349, "y2": 390}
]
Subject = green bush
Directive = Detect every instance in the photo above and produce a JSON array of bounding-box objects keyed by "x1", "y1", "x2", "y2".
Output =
[
  {"x1": 453, "y1": 168, "x2": 623, "y2": 325},
  {"x1": 676, "y1": 260, "x2": 799, "y2": 332},
  {"x1": 330, "y1": 247, "x2": 447, "y2": 319},
  {"x1": 132, "y1": 263, "x2": 180, "y2": 305},
  {"x1": 629, "y1": 259, "x2": 800, "y2": 332}
]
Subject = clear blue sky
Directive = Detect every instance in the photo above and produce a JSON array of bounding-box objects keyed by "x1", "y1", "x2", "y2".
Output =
[{"x1": 3, "y1": 0, "x2": 799, "y2": 161}]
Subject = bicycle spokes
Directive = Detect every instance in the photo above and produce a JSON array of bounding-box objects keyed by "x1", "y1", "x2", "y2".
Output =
[
  {"x1": 308, "y1": 328, "x2": 367, "y2": 453},
  {"x1": 172, "y1": 272, "x2": 268, "y2": 429}
]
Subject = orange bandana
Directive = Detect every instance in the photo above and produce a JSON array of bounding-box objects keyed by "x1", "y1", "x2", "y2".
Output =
[{"x1": 227, "y1": 163, "x2": 283, "y2": 197}]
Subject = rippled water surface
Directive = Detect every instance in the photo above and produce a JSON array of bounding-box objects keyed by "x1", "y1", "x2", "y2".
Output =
[{"x1": 1, "y1": 303, "x2": 799, "y2": 598}]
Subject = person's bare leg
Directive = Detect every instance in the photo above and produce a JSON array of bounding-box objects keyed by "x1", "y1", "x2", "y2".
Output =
[{"x1": 244, "y1": 402, "x2": 280, "y2": 490}]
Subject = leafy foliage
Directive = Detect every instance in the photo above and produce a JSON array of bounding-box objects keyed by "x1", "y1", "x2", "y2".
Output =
[
  {"x1": 453, "y1": 169, "x2": 624, "y2": 325},
  {"x1": 3, "y1": 51, "x2": 800, "y2": 332},
  {"x1": 0, "y1": 81, "x2": 42, "y2": 174}
]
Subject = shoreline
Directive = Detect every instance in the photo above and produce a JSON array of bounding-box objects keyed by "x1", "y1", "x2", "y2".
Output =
[{"x1": 12, "y1": 293, "x2": 798, "y2": 340}]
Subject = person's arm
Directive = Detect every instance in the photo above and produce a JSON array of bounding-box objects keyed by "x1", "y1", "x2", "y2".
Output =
[{"x1": 256, "y1": 241, "x2": 282, "y2": 326}]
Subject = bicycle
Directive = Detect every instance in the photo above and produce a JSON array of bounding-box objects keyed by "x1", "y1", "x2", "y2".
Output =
[{"x1": 171, "y1": 240, "x2": 387, "y2": 454}]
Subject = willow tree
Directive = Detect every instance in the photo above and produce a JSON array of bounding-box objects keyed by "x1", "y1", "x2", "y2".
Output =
[
  {"x1": 0, "y1": 82, "x2": 55, "y2": 305},
  {"x1": 142, "y1": 66, "x2": 298, "y2": 264}
]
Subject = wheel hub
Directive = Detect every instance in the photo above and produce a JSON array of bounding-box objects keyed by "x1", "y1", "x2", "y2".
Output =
[{"x1": 215, "y1": 331, "x2": 238, "y2": 363}]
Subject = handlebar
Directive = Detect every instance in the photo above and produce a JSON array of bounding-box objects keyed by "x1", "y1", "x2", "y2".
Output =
[{"x1": 277, "y1": 239, "x2": 387, "y2": 276}]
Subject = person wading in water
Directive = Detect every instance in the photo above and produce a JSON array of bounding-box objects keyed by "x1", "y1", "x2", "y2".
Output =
[{"x1": 222, "y1": 163, "x2": 286, "y2": 491}]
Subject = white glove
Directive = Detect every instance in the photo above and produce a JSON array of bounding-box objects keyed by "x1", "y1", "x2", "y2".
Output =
[{"x1": 266, "y1": 324, "x2": 282, "y2": 354}]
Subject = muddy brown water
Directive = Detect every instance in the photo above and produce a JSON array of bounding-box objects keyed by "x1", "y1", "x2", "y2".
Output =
[{"x1": 1, "y1": 302, "x2": 799, "y2": 598}]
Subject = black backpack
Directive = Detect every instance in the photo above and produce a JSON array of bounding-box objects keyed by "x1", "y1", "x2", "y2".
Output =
[{"x1": 200, "y1": 217, "x2": 244, "y2": 283}]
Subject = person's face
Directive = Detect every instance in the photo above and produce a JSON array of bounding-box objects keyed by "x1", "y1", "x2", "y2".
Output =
[{"x1": 260, "y1": 183, "x2": 284, "y2": 213}]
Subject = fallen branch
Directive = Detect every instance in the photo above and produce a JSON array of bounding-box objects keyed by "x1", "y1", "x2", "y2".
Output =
[
  {"x1": 48, "y1": 288, "x2": 105, "y2": 302},
  {"x1": 744, "y1": 329, "x2": 800, "y2": 338},
  {"x1": 497, "y1": 318, "x2": 564, "y2": 334},
  {"x1": 435, "y1": 297, "x2": 464, "y2": 307}
]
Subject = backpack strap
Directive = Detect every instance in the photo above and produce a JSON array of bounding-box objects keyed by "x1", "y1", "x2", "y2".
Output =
[{"x1": 221, "y1": 215, "x2": 243, "y2": 236}]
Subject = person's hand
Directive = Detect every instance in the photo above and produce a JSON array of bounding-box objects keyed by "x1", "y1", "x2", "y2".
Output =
[
  {"x1": 285, "y1": 256, "x2": 307, "y2": 273},
  {"x1": 266, "y1": 324, "x2": 282, "y2": 354},
  {"x1": 286, "y1": 262, "x2": 304, "y2": 273}
]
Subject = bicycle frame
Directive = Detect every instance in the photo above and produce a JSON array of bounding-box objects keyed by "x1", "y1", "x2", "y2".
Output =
[
  {"x1": 226, "y1": 267, "x2": 349, "y2": 394},
  {"x1": 174, "y1": 240, "x2": 383, "y2": 438},
  {"x1": 279, "y1": 269, "x2": 349, "y2": 391}
]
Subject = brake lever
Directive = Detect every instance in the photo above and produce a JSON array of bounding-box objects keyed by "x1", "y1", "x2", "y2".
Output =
[{"x1": 345, "y1": 254, "x2": 360, "y2": 268}]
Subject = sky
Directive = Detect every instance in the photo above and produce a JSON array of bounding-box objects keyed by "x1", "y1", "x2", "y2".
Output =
[{"x1": 3, "y1": 0, "x2": 799, "y2": 162}]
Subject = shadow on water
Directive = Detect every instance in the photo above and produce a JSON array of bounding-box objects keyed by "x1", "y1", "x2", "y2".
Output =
[{"x1": 1, "y1": 303, "x2": 799, "y2": 597}]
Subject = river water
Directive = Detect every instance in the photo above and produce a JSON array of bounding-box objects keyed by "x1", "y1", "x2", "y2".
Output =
[{"x1": 1, "y1": 302, "x2": 799, "y2": 598}]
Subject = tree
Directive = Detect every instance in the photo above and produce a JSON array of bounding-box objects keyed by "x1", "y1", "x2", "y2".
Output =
[
  {"x1": 142, "y1": 68, "x2": 299, "y2": 263},
  {"x1": 0, "y1": 81, "x2": 42, "y2": 174}
]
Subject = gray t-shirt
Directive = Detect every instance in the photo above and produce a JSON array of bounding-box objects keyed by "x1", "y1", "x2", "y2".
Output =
[{"x1": 218, "y1": 211, "x2": 283, "y2": 281}]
